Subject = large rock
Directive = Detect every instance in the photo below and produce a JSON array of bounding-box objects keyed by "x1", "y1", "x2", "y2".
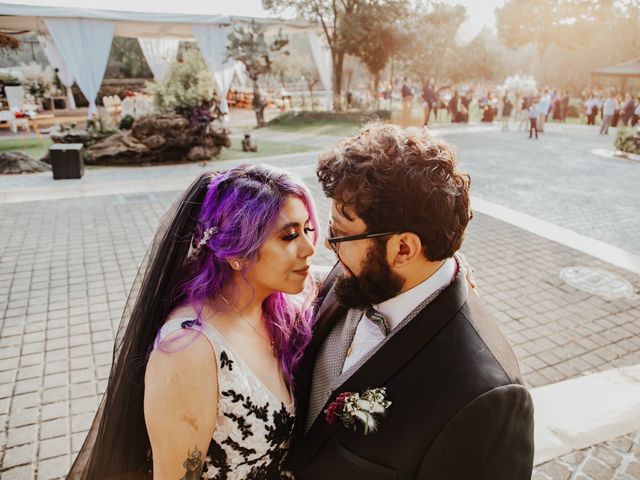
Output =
[
  {"x1": 50, "y1": 129, "x2": 101, "y2": 145},
  {"x1": 84, "y1": 131, "x2": 151, "y2": 164},
  {"x1": 0, "y1": 151, "x2": 51, "y2": 174},
  {"x1": 84, "y1": 113, "x2": 229, "y2": 165}
]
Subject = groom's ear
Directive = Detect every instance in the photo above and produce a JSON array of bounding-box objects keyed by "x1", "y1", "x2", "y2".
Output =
[{"x1": 389, "y1": 232, "x2": 423, "y2": 269}]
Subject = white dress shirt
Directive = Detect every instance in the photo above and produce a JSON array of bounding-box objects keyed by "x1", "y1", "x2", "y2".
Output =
[{"x1": 341, "y1": 257, "x2": 457, "y2": 373}]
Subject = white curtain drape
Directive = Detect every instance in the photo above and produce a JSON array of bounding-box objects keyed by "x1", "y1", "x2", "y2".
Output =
[
  {"x1": 37, "y1": 35, "x2": 76, "y2": 110},
  {"x1": 192, "y1": 24, "x2": 235, "y2": 115},
  {"x1": 44, "y1": 18, "x2": 114, "y2": 118},
  {"x1": 138, "y1": 38, "x2": 180, "y2": 81},
  {"x1": 307, "y1": 30, "x2": 333, "y2": 111},
  {"x1": 233, "y1": 61, "x2": 248, "y2": 87}
]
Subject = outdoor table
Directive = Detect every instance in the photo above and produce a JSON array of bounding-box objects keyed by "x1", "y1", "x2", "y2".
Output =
[{"x1": 48, "y1": 96, "x2": 68, "y2": 111}]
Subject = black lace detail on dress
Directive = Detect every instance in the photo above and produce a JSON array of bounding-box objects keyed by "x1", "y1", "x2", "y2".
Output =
[
  {"x1": 222, "y1": 389, "x2": 270, "y2": 422},
  {"x1": 222, "y1": 437, "x2": 258, "y2": 458},
  {"x1": 180, "y1": 319, "x2": 201, "y2": 329},
  {"x1": 203, "y1": 441, "x2": 231, "y2": 480},
  {"x1": 266, "y1": 404, "x2": 296, "y2": 447},
  {"x1": 244, "y1": 397, "x2": 269, "y2": 422},
  {"x1": 224, "y1": 412, "x2": 253, "y2": 440},
  {"x1": 220, "y1": 351, "x2": 234, "y2": 371},
  {"x1": 222, "y1": 389, "x2": 244, "y2": 403}
]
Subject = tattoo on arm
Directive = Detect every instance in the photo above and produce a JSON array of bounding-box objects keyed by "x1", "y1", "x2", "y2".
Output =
[{"x1": 180, "y1": 446, "x2": 204, "y2": 480}]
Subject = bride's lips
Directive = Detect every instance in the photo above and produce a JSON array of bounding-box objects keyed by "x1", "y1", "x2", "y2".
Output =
[{"x1": 293, "y1": 266, "x2": 310, "y2": 276}]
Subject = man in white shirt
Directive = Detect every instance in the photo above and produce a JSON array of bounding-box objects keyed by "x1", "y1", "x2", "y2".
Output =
[
  {"x1": 290, "y1": 122, "x2": 534, "y2": 480},
  {"x1": 600, "y1": 92, "x2": 618, "y2": 135}
]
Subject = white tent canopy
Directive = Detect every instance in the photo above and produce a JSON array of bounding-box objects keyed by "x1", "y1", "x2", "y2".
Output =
[
  {"x1": 0, "y1": 2, "x2": 332, "y2": 117},
  {"x1": 137, "y1": 38, "x2": 180, "y2": 81},
  {"x1": 45, "y1": 18, "x2": 114, "y2": 116},
  {"x1": 36, "y1": 34, "x2": 76, "y2": 109},
  {"x1": 0, "y1": 4, "x2": 311, "y2": 38}
]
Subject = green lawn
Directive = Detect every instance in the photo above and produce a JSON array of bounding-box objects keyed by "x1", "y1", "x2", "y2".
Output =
[
  {"x1": 0, "y1": 138, "x2": 53, "y2": 161},
  {"x1": 0, "y1": 137, "x2": 314, "y2": 164},
  {"x1": 215, "y1": 138, "x2": 319, "y2": 161},
  {"x1": 266, "y1": 118, "x2": 364, "y2": 137}
]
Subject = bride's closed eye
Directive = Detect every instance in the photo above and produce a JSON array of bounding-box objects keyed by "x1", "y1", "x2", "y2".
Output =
[{"x1": 283, "y1": 226, "x2": 315, "y2": 241}]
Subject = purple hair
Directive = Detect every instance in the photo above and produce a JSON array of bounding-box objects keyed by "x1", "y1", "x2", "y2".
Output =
[{"x1": 174, "y1": 164, "x2": 319, "y2": 383}]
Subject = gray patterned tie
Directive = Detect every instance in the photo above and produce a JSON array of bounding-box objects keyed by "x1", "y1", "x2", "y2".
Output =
[
  {"x1": 365, "y1": 306, "x2": 390, "y2": 336},
  {"x1": 305, "y1": 308, "x2": 363, "y2": 434}
]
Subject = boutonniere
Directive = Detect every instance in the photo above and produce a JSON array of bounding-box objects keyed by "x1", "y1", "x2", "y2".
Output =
[{"x1": 324, "y1": 387, "x2": 391, "y2": 435}]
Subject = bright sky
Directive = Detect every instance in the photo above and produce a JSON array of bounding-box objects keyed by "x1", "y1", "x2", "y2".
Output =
[{"x1": 6, "y1": 0, "x2": 504, "y2": 28}]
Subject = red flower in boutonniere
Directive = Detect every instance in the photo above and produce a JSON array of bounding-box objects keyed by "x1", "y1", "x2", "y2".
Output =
[{"x1": 324, "y1": 387, "x2": 391, "y2": 435}]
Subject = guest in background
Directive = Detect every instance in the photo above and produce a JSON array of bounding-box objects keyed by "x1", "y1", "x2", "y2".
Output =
[
  {"x1": 480, "y1": 91, "x2": 495, "y2": 123},
  {"x1": 600, "y1": 92, "x2": 617, "y2": 135},
  {"x1": 449, "y1": 90, "x2": 459, "y2": 123},
  {"x1": 561, "y1": 92, "x2": 570, "y2": 122},
  {"x1": 552, "y1": 91, "x2": 561, "y2": 121},
  {"x1": 612, "y1": 94, "x2": 622, "y2": 127},
  {"x1": 461, "y1": 90, "x2": 472, "y2": 123},
  {"x1": 401, "y1": 76, "x2": 414, "y2": 125},
  {"x1": 621, "y1": 93, "x2": 635, "y2": 126},
  {"x1": 528, "y1": 98, "x2": 539, "y2": 139},
  {"x1": 537, "y1": 89, "x2": 551, "y2": 132},
  {"x1": 632, "y1": 96, "x2": 640, "y2": 127},
  {"x1": 502, "y1": 94, "x2": 513, "y2": 131},
  {"x1": 585, "y1": 94, "x2": 597, "y2": 125},
  {"x1": 421, "y1": 79, "x2": 436, "y2": 126},
  {"x1": 519, "y1": 96, "x2": 530, "y2": 131},
  {"x1": 593, "y1": 93, "x2": 601, "y2": 123}
]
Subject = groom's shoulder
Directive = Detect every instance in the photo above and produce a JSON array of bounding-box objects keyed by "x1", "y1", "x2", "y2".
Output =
[{"x1": 446, "y1": 291, "x2": 525, "y2": 387}]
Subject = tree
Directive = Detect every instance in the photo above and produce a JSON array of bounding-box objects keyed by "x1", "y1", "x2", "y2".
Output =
[
  {"x1": 495, "y1": 0, "x2": 640, "y2": 90},
  {"x1": 496, "y1": 0, "x2": 592, "y2": 79},
  {"x1": 265, "y1": 0, "x2": 370, "y2": 111},
  {"x1": 105, "y1": 37, "x2": 153, "y2": 79},
  {"x1": 342, "y1": 0, "x2": 409, "y2": 108},
  {"x1": 301, "y1": 67, "x2": 321, "y2": 109},
  {"x1": 400, "y1": 2, "x2": 466, "y2": 84},
  {"x1": 226, "y1": 20, "x2": 289, "y2": 127}
]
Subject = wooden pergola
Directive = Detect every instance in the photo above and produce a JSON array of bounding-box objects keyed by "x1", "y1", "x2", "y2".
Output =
[{"x1": 592, "y1": 59, "x2": 640, "y2": 93}]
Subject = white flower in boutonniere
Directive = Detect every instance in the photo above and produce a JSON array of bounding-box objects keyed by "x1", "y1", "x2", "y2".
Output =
[{"x1": 324, "y1": 387, "x2": 392, "y2": 435}]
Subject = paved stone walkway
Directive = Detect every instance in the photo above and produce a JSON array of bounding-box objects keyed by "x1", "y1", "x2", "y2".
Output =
[
  {"x1": 1, "y1": 122, "x2": 639, "y2": 479},
  {"x1": 1, "y1": 181, "x2": 639, "y2": 478},
  {"x1": 446, "y1": 123, "x2": 640, "y2": 255},
  {"x1": 534, "y1": 430, "x2": 640, "y2": 480}
]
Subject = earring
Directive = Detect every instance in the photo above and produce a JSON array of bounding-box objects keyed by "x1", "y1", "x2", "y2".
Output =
[{"x1": 232, "y1": 261, "x2": 240, "y2": 270}]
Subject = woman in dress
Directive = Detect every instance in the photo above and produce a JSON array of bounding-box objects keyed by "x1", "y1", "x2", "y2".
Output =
[{"x1": 69, "y1": 164, "x2": 319, "y2": 479}]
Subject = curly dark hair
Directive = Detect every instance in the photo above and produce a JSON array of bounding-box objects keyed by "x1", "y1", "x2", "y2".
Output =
[{"x1": 317, "y1": 122, "x2": 472, "y2": 261}]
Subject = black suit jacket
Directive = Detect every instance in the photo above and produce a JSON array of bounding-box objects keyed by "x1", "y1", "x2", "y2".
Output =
[{"x1": 289, "y1": 264, "x2": 534, "y2": 480}]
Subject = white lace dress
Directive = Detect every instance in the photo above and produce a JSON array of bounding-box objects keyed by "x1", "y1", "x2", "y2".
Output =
[{"x1": 154, "y1": 318, "x2": 296, "y2": 480}]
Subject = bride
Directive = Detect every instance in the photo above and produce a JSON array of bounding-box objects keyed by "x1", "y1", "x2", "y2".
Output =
[{"x1": 69, "y1": 164, "x2": 319, "y2": 479}]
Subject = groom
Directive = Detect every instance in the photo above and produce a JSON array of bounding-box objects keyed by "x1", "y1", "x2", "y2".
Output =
[{"x1": 289, "y1": 123, "x2": 534, "y2": 479}]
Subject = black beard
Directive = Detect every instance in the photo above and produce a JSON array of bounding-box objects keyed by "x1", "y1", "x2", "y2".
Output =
[{"x1": 333, "y1": 239, "x2": 404, "y2": 309}]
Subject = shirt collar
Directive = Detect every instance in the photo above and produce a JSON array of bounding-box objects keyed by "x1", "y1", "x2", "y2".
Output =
[{"x1": 373, "y1": 257, "x2": 457, "y2": 330}]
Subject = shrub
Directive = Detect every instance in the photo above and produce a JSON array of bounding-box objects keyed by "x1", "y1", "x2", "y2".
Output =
[
  {"x1": 614, "y1": 126, "x2": 640, "y2": 154},
  {"x1": 119, "y1": 114, "x2": 135, "y2": 130},
  {"x1": 147, "y1": 48, "x2": 215, "y2": 115}
]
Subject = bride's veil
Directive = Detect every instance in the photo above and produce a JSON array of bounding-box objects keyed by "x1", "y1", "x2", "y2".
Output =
[{"x1": 68, "y1": 172, "x2": 217, "y2": 479}]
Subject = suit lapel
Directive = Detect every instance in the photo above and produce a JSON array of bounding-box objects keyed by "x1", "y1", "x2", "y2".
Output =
[
  {"x1": 293, "y1": 267, "x2": 347, "y2": 442},
  {"x1": 296, "y1": 267, "x2": 469, "y2": 466}
]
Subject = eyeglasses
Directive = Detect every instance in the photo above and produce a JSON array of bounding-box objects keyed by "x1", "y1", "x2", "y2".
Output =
[{"x1": 326, "y1": 224, "x2": 401, "y2": 253}]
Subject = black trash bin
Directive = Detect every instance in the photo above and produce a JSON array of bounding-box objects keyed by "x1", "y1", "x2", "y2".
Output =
[{"x1": 50, "y1": 143, "x2": 84, "y2": 180}]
